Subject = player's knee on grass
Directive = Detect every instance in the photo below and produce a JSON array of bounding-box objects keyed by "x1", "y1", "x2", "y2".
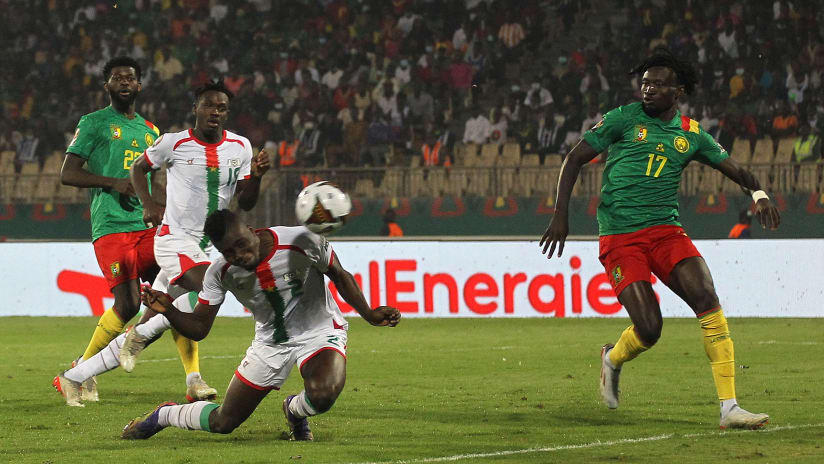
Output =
[
  {"x1": 208, "y1": 408, "x2": 243, "y2": 434},
  {"x1": 306, "y1": 379, "x2": 345, "y2": 413}
]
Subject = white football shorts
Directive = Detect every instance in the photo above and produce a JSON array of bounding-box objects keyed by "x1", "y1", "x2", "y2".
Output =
[
  {"x1": 234, "y1": 329, "x2": 348, "y2": 390},
  {"x1": 154, "y1": 230, "x2": 211, "y2": 285}
]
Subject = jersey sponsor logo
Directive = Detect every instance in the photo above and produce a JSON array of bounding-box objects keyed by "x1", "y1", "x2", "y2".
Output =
[
  {"x1": 110, "y1": 261, "x2": 121, "y2": 277},
  {"x1": 110, "y1": 125, "x2": 122, "y2": 139},
  {"x1": 145, "y1": 133, "x2": 155, "y2": 146},
  {"x1": 131, "y1": 138, "x2": 139, "y2": 148},
  {"x1": 634, "y1": 126, "x2": 647, "y2": 142},
  {"x1": 230, "y1": 158, "x2": 240, "y2": 167},
  {"x1": 610, "y1": 265, "x2": 624, "y2": 286},
  {"x1": 673, "y1": 136, "x2": 690, "y2": 153}
]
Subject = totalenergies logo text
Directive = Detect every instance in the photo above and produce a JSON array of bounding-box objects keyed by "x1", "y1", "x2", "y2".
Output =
[{"x1": 328, "y1": 257, "x2": 661, "y2": 317}]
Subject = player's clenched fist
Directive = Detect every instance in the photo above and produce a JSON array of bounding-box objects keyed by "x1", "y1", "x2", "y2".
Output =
[
  {"x1": 251, "y1": 149, "x2": 270, "y2": 178},
  {"x1": 141, "y1": 287, "x2": 173, "y2": 313},
  {"x1": 368, "y1": 306, "x2": 401, "y2": 327}
]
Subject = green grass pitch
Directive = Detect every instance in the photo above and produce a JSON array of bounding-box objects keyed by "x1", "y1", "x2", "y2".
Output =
[{"x1": 1, "y1": 317, "x2": 822, "y2": 463}]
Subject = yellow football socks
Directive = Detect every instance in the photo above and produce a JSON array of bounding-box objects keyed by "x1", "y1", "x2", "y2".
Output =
[
  {"x1": 699, "y1": 307, "x2": 736, "y2": 401},
  {"x1": 171, "y1": 328, "x2": 200, "y2": 376},
  {"x1": 81, "y1": 307, "x2": 126, "y2": 360},
  {"x1": 608, "y1": 325, "x2": 650, "y2": 368}
]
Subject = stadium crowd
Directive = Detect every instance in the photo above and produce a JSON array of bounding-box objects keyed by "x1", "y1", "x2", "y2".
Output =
[{"x1": 1, "y1": 0, "x2": 823, "y2": 172}]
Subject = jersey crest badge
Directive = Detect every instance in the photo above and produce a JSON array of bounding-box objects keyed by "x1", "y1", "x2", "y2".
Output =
[
  {"x1": 110, "y1": 125, "x2": 122, "y2": 140},
  {"x1": 673, "y1": 136, "x2": 690, "y2": 153},
  {"x1": 611, "y1": 265, "x2": 624, "y2": 285},
  {"x1": 110, "y1": 261, "x2": 121, "y2": 277},
  {"x1": 145, "y1": 133, "x2": 155, "y2": 146},
  {"x1": 634, "y1": 126, "x2": 647, "y2": 142}
]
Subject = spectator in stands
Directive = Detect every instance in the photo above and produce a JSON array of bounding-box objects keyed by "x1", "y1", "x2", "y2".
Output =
[
  {"x1": 580, "y1": 103, "x2": 603, "y2": 137},
  {"x1": 524, "y1": 81, "x2": 554, "y2": 111},
  {"x1": 14, "y1": 129, "x2": 40, "y2": 172},
  {"x1": 380, "y1": 208, "x2": 404, "y2": 237},
  {"x1": 296, "y1": 119, "x2": 323, "y2": 167},
  {"x1": 793, "y1": 123, "x2": 822, "y2": 163},
  {"x1": 497, "y1": 12, "x2": 525, "y2": 50},
  {"x1": 488, "y1": 107, "x2": 508, "y2": 145},
  {"x1": 728, "y1": 209, "x2": 752, "y2": 239},
  {"x1": 363, "y1": 112, "x2": 393, "y2": 167},
  {"x1": 408, "y1": 82, "x2": 435, "y2": 125},
  {"x1": 771, "y1": 101, "x2": 799, "y2": 142},
  {"x1": 462, "y1": 105, "x2": 490, "y2": 145}
]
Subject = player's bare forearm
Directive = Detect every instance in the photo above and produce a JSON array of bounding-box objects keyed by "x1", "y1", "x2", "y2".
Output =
[
  {"x1": 129, "y1": 156, "x2": 156, "y2": 207},
  {"x1": 716, "y1": 158, "x2": 761, "y2": 193},
  {"x1": 161, "y1": 302, "x2": 218, "y2": 341},
  {"x1": 330, "y1": 267, "x2": 372, "y2": 317},
  {"x1": 237, "y1": 177, "x2": 262, "y2": 211},
  {"x1": 554, "y1": 140, "x2": 600, "y2": 214},
  {"x1": 61, "y1": 154, "x2": 119, "y2": 189}
]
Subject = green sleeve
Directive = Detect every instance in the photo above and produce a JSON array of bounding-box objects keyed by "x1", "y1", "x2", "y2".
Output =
[
  {"x1": 66, "y1": 115, "x2": 98, "y2": 160},
  {"x1": 582, "y1": 107, "x2": 627, "y2": 153},
  {"x1": 692, "y1": 130, "x2": 730, "y2": 166}
]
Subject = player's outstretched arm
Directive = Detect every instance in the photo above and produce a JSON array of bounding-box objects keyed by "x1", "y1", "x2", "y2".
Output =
[
  {"x1": 141, "y1": 288, "x2": 220, "y2": 341},
  {"x1": 540, "y1": 139, "x2": 600, "y2": 258},
  {"x1": 715, "y1": 158, "x2": 781, "y2": 230},
  {"x1": 130, "y1": 155, "x2": 164, "y2": 227},
  {"x1": 61, "y1": 153, "x2": 134, "y2": 195},
  {"x1": 236, "y1": 149, "x2": 270, "y2": 211},
  {"x1": 325, "y1": 254, "x2": 400, "y2": 327}
]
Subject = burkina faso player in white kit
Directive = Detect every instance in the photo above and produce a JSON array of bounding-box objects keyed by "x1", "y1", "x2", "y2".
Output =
[
  {"x1": 122, "y1": 209, "x2": 401, "y2": 441},
  {"x1": 54, "y1": 80, "x2": 270, "y2": 404}
]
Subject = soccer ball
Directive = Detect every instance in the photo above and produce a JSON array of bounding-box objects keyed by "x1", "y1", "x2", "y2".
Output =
[{"x1": 295, "y1": 181, "x2": 352, "y2": 235}]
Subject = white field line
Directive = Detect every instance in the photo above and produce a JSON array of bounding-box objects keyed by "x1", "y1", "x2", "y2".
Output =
[
  {"x1": 757, "y1": 340, "x2": 820, "y2": 345},
  {"x1": 349, "y1": 423, "x2": 824, "y2": 464}
]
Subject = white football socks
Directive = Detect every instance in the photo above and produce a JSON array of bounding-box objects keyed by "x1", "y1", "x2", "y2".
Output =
[
  {"x1": 134, "y1": 292, "x2": 197, "y2": 339},
  {"x1": 288, "y1": 390, "x2": 318, "y2": 419},
  {"x1": 157, "y1": 401, "x2": 218, "y2": 431},
  {"x1": 64, "y1": 332, "x2": 125, "y2": 382},
  {"x1": 721, "y1": 398, "x2": 738, "y2": 416}
]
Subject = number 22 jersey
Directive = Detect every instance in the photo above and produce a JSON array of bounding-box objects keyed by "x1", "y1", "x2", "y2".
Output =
[{"x1": 67, "y1": 106, "x2": 161, "y2": 240}]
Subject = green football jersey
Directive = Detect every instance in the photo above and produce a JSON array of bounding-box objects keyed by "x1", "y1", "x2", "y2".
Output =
[
  {"x1": 67, "y1": 106, "x2": 161, "y2": 240},
  {"x1": 582, "y1": 102, "x2": 729, "y2": 236}
]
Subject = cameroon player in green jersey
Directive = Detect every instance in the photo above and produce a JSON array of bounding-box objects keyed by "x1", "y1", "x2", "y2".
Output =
[
  {"x1": 540, "y1": 51, "x2": 781, "y2": 429},
  {"x1": 54, "y1": 57, "x2": 216, "y2": 405}
]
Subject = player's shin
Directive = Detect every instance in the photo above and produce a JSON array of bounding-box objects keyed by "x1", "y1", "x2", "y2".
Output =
[
  {"x1": 698, "y1": 308, "x2": 736, "y2": 401},
  {"x1": 158, "y1": 401, "x2": 219, "y2": 432},
  {"x1": 65, "y1": 332, "x2": 127, "y2": 382},
  {"x1": 608, "y1": 325, "x2": 650, "y2": 368},
  {"x1": 81, "y1": 307, "x2": 126, "y2": 360}
]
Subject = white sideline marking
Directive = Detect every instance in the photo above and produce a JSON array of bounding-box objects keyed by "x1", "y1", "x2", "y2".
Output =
[
  {"x1": 758, "y1": 340, "x2": 819, "y2": 345},
  {"x1": 349, "y1": 423, "x2": 824, "y2": 464}
]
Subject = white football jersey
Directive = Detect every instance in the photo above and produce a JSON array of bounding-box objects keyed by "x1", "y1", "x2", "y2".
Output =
[
  {"x1": 198, "y1": 226, "x2": 348, "y2": 345},
  {"x1": 143, "y1": 129, "x2": 252, "y2": 237}
]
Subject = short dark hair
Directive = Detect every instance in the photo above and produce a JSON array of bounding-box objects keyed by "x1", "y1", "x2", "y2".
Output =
[
  {"x1": 204, "y1": 209, "x2": 238, "y2": 243},
  {"x1": 195, "y1": 78, "x2": 234, "y2": 102},
  {"x1": 103, "y1": 56, "x2": 142, "y2": 82},
  {"x1": 629, "y1": 50, "x2": 698, "y2": 95}
]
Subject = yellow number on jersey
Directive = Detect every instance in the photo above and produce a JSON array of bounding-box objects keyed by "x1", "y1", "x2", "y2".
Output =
[
  {"x1": 645, "y1": 154, "x2": 668, "y2": 178},
  {"x1": 123, "y1": 150, "x2": 138, "y2": 170}
]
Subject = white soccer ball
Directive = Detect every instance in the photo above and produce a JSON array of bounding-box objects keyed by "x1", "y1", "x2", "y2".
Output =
[{"x1": 295, "y1": 181, "x2": 352, "y2": 235}]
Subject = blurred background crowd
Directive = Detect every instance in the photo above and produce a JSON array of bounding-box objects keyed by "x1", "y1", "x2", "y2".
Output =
[{"x1": 1, "y1": 0, "x2": 822, "y2": 173}]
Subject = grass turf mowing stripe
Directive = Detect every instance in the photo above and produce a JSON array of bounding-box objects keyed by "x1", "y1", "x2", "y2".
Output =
[{"x1": 348, "y1": 423, "x2": 824, "y2": 464}]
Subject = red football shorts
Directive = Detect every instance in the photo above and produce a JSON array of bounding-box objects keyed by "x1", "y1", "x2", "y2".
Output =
[
  {"x1": 598, "y1": 224, "x2": 702, "y2": 297},
  {"x1": 92, "y1": 228, "x2": 158, "y2": 289}
]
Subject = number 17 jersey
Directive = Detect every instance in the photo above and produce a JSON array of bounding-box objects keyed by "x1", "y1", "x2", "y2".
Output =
[{"x1": 582, "y1": 102, "x2": 729, "y2": 236}]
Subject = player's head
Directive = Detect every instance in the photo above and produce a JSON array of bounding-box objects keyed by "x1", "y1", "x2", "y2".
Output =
[
  {"x1": 204, "y1": 209, "x2": 261, "y2": 270},
  {"x1": 630, "y1": 50, "x2": 698, "y2": 116},
  {"x1": 193, "y1": 79, "x2": 234, "y2": 136},
  {"x1": 103, "y1": 56, "x2": 142, "y2": 107}
]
